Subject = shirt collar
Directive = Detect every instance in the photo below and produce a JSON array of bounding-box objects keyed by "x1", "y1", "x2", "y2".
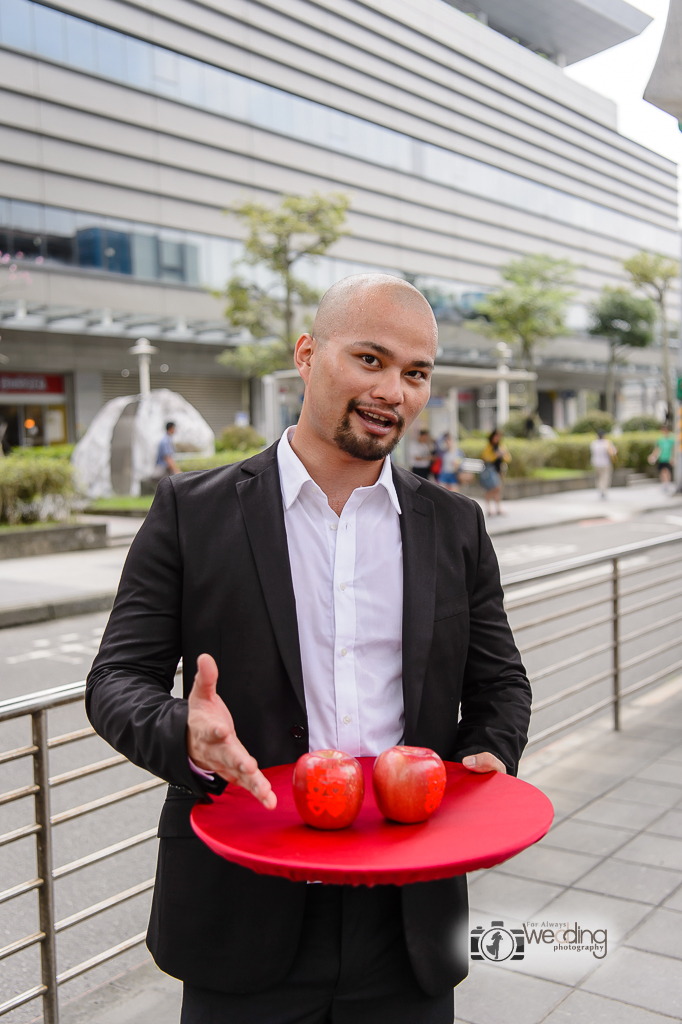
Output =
[{"x1": 277, "y1": 426, "x2": 401, "y2": 515}]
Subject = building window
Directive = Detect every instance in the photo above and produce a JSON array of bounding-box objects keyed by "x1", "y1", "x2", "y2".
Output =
[{"x1": 0, "y1": 0, "x2": 675, "y2": 255}]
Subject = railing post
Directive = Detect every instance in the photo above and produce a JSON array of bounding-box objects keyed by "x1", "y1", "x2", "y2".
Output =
[
  {"x1": 612, "y1": 557, "x2": 620, "y2": 731},
  {"x1": 32, "y1": 710, "x2": 59, "y2": 1024}
]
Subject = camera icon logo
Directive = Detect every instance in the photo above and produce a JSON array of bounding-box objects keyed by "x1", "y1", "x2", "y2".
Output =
[{"x1": 471, "y1": 920, "x2": 525, "y2": 962}]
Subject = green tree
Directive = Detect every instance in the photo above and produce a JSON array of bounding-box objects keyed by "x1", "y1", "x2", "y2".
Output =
[
  {"x1": 472, "y1": 254, "x2": 575, "y2": 410},
  {"x1": 589, "y1": 287, "x2": 655, "y2": 416},
  {"x1": 217, "y1": 192, "x2": 350, "y2": 375},
  {"x1": 622, "y1": 251, "x2": 679, "y2": 418}
]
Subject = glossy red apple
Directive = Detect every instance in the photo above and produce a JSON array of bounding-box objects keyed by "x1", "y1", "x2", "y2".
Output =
[
  {"x1": 373, "y1": 746, "x2": 447, "y2": 823},
  {"x1": 293, "y1": 749, "x2": 365, "y2": 829}
]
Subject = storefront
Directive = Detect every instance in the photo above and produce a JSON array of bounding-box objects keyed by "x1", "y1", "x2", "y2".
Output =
[{"x1": 0, "y1": 373, "x2": 69, "y2": 448}]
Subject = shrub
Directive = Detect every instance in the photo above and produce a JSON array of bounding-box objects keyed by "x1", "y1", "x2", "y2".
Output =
[
  {"x1": 571, "y1": 412, "x2": 614, "y2": 434},
  {"x1": 501, "y1": 412, "x2": 540, "y2": 438},
  {"x1": 215, "y1": 425, "x2": 265, "y2": 452},
  {"x1": 460, "y1": 437, "x2": 556, "y2": 478},
  {"x1": 0, "y1": 456, "x2": 75, "y2": 524},
  {"x1": 620, "y1": 415, "x2": 662, "y2": 433},
  {"x1": 10, "y1": 444, "x2": 75, "y2": 460},
  {"x1": 459, "y1": 431, "x2": 660, "y2": 477},
  {"x1": 180, "y1": 449, "x2": 263, "y2": 471}
]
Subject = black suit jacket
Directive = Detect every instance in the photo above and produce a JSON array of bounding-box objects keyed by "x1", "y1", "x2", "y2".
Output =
[{"x1": 86, "y1": 443, "x2": 531, "y2": 996}]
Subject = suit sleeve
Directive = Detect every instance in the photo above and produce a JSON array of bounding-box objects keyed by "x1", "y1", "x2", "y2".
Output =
[
  {"x1": 85, "y1": 477, "x2": 220, "y2": 800},
  {"x1": 454, "y1": 504, "x2": 532, "y2": 775}
]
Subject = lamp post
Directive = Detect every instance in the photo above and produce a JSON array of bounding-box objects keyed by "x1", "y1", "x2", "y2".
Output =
[
  {"x1": 495, "y1": 342, "x2": 512, "y2": 428},
  {"x1": 129, "y1": 338, "x2": 158, "y2": 398}
]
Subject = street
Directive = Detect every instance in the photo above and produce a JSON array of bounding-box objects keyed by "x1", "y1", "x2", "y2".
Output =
[{"x1": 1, "y1": 504, "x2": 682, "y2": 1019}]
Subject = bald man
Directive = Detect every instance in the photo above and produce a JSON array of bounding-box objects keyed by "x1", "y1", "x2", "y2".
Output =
[{"x1": 87, "y1": 275, "x2": 531, "y2": 1024}]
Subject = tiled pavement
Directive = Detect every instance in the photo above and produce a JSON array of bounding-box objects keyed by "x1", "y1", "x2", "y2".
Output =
[
  {"x1": 459, "y1": 678, "x2": 682, "y2": 1024},
  {"x1": 58, "y1": 680, "x2": 682, "y2": 1024}
]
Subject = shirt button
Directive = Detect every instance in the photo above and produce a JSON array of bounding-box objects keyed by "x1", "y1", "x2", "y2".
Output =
[
  {"x1": 330, "y1": 523, "x2": 338, "y2": 531},
  {"x1": 339, "y1": 582, "x2": 347, "y2": 591},
  {"x1": 342, "y1": 715, "x2": 352, "y2": 725},
  {"x1": 340, "y1": 648, "x2": 347, "y2": 657}
]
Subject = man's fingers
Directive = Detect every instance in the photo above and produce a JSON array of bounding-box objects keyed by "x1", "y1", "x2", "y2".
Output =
[
  {"x1": 462, "y1": 753, "x2": 506, "y2": 774},
  {"x1": 190, "y1": 653, "x2": 219, "y2": 702}
]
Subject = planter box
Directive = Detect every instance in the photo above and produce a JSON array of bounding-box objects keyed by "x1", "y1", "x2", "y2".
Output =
[
  {"x1": 0, "y1": 522, "x2": 107, "y2": 560},
  {"x1": 460, "y1": 471, "x2": 636, "y2": 500}
]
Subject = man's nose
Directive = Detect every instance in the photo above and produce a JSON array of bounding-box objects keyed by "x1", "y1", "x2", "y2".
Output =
[{"x1": 370, "y1": 370, "x2": 404, "y2": 406}]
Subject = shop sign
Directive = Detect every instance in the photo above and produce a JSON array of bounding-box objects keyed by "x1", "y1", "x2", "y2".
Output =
[{"x1": 0, "y1": 373, "x2": 64, "y2": 394}]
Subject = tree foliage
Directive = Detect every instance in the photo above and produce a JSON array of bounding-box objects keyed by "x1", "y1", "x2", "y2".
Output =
[
  {"x1": 589, "y1": 286, "x2": 655, "y2": 415},
  {"x1": 217, "y1": 192, "x2": 350, "y2": 376},
  {"x1": 622, "y1": 250, "x2": 679, "y2": 417},
  {"x1": 471, "y1": 255, "x2": 575, "y2": 411}
]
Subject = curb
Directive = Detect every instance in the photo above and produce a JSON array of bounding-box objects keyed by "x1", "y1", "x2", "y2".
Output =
[{"x1": 0, "y1": 592, "x2": 116, "y2": 629}]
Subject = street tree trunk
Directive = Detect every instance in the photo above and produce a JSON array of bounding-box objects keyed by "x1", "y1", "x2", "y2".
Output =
[
  {"x1": 659, "y1": 300, "x2": 673, "y2": 421},
  {"x1": 605, "y1": 344, "x2": 616, "y2": 417}
]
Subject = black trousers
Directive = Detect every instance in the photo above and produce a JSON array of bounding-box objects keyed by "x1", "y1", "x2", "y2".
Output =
[{"x1": 181, "y1": 884, "x2": 454, "y2": 1024}]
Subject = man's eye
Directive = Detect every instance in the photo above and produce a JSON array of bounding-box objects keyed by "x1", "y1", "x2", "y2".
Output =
[
  {"x1": 406, "y1": 370, "x2": 427, "y2": 380},
  {"x1": 362, "y1": 354, "x2": 379, "y2": 365}
]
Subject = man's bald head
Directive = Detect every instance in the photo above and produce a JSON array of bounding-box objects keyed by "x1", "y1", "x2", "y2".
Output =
[{"x1": 312, "y1": 274, "x2": 437, "y2": 346}]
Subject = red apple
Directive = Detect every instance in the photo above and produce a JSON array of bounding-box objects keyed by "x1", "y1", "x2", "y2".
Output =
[
  {"x1": 373, "y1": 746, "x2": 447, "y2": 823},
  {"x1": 292, "y1": 749, "x2": 365, "y2": 829}
]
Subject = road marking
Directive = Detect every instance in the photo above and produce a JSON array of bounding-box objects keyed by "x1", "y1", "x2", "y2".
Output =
[{"x1": 497, "y1": 543, "x2": 578, "y2": 567}]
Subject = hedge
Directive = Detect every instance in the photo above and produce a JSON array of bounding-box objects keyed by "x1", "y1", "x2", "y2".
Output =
[
  {"x1": 9, "y1": 444, "x2": 75, "y2": 460},
  {"x1": 0, "y1": 456, "x2": 75, "y2": 523},
  {"x1": 459, "y1": 432, "x2": 659, "y2": 477}
]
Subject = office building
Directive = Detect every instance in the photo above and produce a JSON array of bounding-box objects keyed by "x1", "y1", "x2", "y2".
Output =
[{"x1": 0, "y1": 0, "x2": 677, "y2": 441}]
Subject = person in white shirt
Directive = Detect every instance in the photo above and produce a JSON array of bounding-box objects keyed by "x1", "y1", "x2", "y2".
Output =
[
  {"x1": 590, "y1": 429, "x2": 617, "y2": 499},
  {"x1": 87, "y1": 273, "x2": 531, "y2": 1024}
]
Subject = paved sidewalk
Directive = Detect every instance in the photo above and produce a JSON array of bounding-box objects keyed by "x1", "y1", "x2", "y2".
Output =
[
  {"x1": 3, "y1": 486, "x2": 681, "y2": 625},
  {"x1": 480, "y1": 482, "x2": 682, "y2": 536},
  {"x1": 56, "y1": 677, "x2": 682, "y2": 1024}
]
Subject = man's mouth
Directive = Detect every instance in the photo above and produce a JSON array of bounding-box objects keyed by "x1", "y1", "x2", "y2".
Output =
[{"x1": 353, "y1": 407, "x2": 399, "y2": 437}]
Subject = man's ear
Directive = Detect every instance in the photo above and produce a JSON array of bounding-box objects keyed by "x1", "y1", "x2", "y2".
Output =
[{"x1": 294, "y1": 333, "x2": 316, "y2": 381}]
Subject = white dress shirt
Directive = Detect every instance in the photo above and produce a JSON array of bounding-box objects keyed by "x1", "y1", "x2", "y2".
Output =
[{"x1": 278, "y1": 427, "x2": 404, "y2": 757}]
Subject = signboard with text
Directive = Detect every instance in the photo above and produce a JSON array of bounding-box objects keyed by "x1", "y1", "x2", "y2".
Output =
[{"x1": 0, "y1": 373, "x2": 64, "y2": 395}]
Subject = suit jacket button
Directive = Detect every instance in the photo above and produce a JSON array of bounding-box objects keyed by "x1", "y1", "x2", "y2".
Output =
[{"x1": 290, "y1": 725, "x2": 306, "y2": 740}]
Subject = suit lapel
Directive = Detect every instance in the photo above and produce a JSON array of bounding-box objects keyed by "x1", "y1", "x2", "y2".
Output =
[
  {"x1": 393, "y1": 467, "x2": 437, "y2": 743},
  {"x1": 236, "y1": 446, "x2": 306, "y2": 717}
]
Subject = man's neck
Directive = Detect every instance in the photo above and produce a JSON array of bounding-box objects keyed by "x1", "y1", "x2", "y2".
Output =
[{"x1": 289, "y1": 420, "x2": 384, "y2": 516}]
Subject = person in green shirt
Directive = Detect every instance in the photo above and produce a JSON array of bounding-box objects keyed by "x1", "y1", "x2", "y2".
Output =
[{"x1": 648, "y1": 424, "x2": 675, "y2": 491}]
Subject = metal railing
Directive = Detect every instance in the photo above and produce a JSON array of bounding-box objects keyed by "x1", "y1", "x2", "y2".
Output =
[
  {"x1": 1, "y1": 531, "x2": 682, "y2": 1020},
  {"x1": 501, "y1": 530, "x2": 682, "y2": 747},
  {"x1": 0, "y1": 681, "x2": 163, "y2": 1023}
]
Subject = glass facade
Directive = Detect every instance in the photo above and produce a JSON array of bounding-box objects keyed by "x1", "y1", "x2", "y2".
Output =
[
  {"x1": 0, "y1": 197, "x2": 484, "y2": 316},
  {"x1": 0, "y1": 0, "x2": 676, "y2": 257},
  {"x1": 0, "y1": 199, "x2": 206, "y2": 284}
]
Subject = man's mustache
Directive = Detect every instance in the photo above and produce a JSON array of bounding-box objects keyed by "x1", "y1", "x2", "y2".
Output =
[{"x1": 346, "y1": 399, "x2": 405, "y2": 432}]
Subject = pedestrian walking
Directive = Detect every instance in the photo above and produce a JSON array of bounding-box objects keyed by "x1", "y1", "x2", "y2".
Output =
[
  {"x1": 480, "y1": 429, "x2": 511, "y2": 516},
  {"x1": 590, "y1": 429, "x2": 617, "y2": 499},
  {"x1": 86, "y1": 274, "x2": 531, "y2": 1024},
  {"x1": 648, "y1": 423, "x2": 675, "y2": 493},
  {"x1": 155, "y1": 421, "x2": 180, "y2": 478},
  {"x1": 409, "y1": 427, "x2": 433, "y2": 479},
  {"x1": 438, "y1": 433, "x2": 465, "y2": 492}
]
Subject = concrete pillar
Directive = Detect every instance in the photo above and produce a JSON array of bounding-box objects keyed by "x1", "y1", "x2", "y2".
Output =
[
  {"x1": 262, "y1": 374, "x2": 277, "y2": 445},
  {"x1": 447, "y1": 387, "x2": 459, "y2": 445},
  {"x1": 566, "y1": 395, "x2": 578, "y2": 428}
]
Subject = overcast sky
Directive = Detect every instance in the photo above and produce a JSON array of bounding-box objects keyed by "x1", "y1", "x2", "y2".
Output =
[{"x1": 565, "y1": 0, "x2": 681, "y2": 223}]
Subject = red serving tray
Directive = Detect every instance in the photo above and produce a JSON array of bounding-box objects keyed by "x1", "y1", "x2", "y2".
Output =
[{"x1": 191, "y1": 758, "x2": 553, "y2": 886}]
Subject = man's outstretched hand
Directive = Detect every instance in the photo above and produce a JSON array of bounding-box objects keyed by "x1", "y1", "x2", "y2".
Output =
[
  {"x1": 462, "y1": 752, "x2": 507, "y2": 774},
  {"x1": 187, "y1": 654, "x2": 277, "y2": 809}
]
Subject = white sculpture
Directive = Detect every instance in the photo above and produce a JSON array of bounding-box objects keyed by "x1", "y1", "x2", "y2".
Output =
[{"x1": 72, "y1": 389, "x2": 215, "y2": 498}]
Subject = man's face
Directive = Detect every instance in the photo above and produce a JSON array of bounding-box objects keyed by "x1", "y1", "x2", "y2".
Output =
[{"x1": 296, "y1": 290, "x2": 437, "y2": 461}]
